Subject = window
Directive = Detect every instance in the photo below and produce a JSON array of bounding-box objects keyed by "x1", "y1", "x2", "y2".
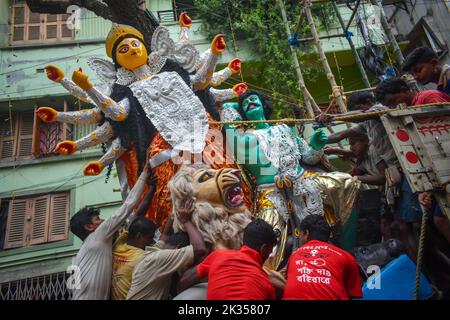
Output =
[
  {"x1": 0, "y1": 111, "x2": 34, "y2": 162},
  {"x1": 2, "y1": 192, "x2": 70, "y2": 250},
  {"x1": 10, "y1": 0, "x2": 74, "y2": 44},
  {"x1": 32, "y1": 103, "x2": 73, "y2": 158},
  {"x1": 0, "y1": 105, "x2": 72, "y2": 163},
  {"x1": 158, "y1": 0, "x2": 197, "y2": 23}
]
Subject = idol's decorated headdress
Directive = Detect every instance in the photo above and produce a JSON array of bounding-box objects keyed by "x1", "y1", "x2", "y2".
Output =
[{"x1": 87, "y1": 24, "x2": 200, "y2": 88}]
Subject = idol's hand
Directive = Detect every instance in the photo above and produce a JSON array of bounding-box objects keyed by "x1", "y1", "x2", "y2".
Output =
[
  {"x1": 211, "y1": 34, "x2": 226, "y2": 55},
  {"x1": 83, "y1": 161, "x2": 105, "y2": 176},
  {"x1": 233, "y1": 83, "x2": 248, "y2": 97},
  {"x1": 72, "y1": 68, "x2": 93, "y2": 91},
  {"x1": 55, "y1": 140, "x2": 78, "y2": 155},
  {"x1": 179, "y1": 12, "x2": 192, "y2": 28},
  {"x1": 45, "y1": 65, "x2": 65, "y2": 83},
  {"x1": 228, "y1": 58, "x2": 241, "y2": 73},
  {"x1": 36, "y1": 107, "x2": 58, "y2": 122},
  {"x1": 309, "y1": 128, "x2": 328, "y2": 150}
]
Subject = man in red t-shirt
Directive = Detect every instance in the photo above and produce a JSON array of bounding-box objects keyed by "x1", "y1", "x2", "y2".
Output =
[
  {"x1": 374, "y1": 77, "x2": 450, "y2": 108},
  {"x1": 176, "y1": 219, "x2": 278, "y2": 300},
  {"x1": 283, "y1": 215, "x2": 362, "y2": 300}
]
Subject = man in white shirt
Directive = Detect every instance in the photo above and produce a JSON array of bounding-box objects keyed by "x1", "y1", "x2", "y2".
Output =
[{"x1": 69, "y1": 166, "x2": 150, "y2": 300}]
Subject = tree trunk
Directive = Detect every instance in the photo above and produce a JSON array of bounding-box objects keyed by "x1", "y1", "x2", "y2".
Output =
[{"x1": 26, "y1": 0, "x2": 159, "y2": 45}]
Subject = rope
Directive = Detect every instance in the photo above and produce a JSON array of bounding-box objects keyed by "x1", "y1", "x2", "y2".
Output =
[
  {"x1": 225, "y1": 3, "x2": 244, "y2": 83},
  {"x1": 210, "y1": 102, "x2": 450, "y2": 125},
  {"x1": 414, "y1": 204, "x2": 429, "y2": 300}
]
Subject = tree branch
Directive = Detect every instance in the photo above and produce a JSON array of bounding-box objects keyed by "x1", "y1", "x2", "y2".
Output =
[{"x1": 26, "y1": 0, "x2": 157, "y2": 44}]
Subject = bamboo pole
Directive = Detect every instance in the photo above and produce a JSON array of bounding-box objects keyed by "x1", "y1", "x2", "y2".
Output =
[
  {"x1": 278, "y1": 0, "x2": 317, "y2": 118},
  {"x1": 279, "y1": 0, "x2": 345, "y2": 148},
  {"x1": 210, "y1": 102, "x2": 450, "y2": 125},
  {"x1": 343, "y1": 87, "x2": 377, "y2": 95},
  {"x1": 304, "y1": 0, "x2": 348, "y2": 113},
  {"x1": 369, "y1": 0, "x2": 404, "y2": 66},
  {"x1": 331, "y1": 1, "x2": 371, "y2": 88}
]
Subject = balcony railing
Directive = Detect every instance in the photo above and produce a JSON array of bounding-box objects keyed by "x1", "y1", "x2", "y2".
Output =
[{"x1": 157, "y1": 8, "x2": 198, "y2": 24}]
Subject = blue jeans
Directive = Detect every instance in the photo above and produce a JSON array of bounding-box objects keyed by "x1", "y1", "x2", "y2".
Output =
[{"x1": 395, "y1": 174, "x2": 442, "y2": 222}]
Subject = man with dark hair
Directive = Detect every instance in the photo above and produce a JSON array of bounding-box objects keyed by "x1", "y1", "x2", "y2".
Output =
[
  {"x1": 176, "y1": 219, "x2": 278, "y2": 300},
  {"x1": 402, "y1": 46, "x2": 450, "y2": 95},
  {"x1": 111, "y1": 217, "x2": 157, "y2": 300},
  {"x1": 126, "y1": 199, "x2": 208, "y2": 300},
  {"x1": 347, "y1": 92, "x2": 375, "y2": 111},
  {"x1": 318, "y1": 91, "x2": 398, "y2": 171},
  {"x1": 283, "y1": 215, "x2": 362, "y2": 300},
  {"x1": 374, "y1": 78, "x2": 450, "y2": 107},
  {"x1": 70, "y1": 167, "x2": 150, "y2": 300}
]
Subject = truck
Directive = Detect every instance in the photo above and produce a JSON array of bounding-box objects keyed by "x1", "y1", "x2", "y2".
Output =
[{"x1": 380, "y1": 104, "x2": 450, "y2": 221}]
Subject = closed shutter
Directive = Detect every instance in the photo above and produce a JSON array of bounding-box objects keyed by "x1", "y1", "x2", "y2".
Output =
[
  {"x1": 29, "y1": 196, "x2": 50, "y2": 245},
  {"x1": 4, "y1": 199, "x2": 28, "y2": 249},
  {"x1": 48, "y1": 193, "x2": 70, "y2": 242},
  {"x1": 3, "y1": 192, "x2": 70, "y2": 249},
  {"x1": 0, "y1": 115, "x2": 17, "y2": 162},
  {"x1": 17, "y1": 112, "x2": 34, "y2": 160}
]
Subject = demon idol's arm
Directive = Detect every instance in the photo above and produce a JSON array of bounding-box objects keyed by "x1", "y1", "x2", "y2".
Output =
[{"x1": 296, "y1": 133, "x2": 324, "y2": 165}]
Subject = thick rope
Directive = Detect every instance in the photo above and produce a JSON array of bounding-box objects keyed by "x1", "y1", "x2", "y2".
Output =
[
  {"x1": 414, "y1": 204, "x2": 429, "y2": 300},
  {"x1": 211, "y1": 102, "x2": 450, "y2": 125}
]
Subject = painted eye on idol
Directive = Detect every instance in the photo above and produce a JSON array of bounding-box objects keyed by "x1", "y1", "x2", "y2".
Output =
[
  {"x1": 119, "y1": 46, "x2": 129, "y2": 54},
  {"x1": 198, "y1": 172, "x2": 212, "y2": 183},
  {"x1": 131, "y1": 40, "x2": 141, "y2": 48}
]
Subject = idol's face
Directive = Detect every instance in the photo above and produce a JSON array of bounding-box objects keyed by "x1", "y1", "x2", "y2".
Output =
[
  {"x1": 115, "y1": 38, "x2": 148, "y2": 71},
  {"x1": 242, "y1": 94, "x2": 265, "y2": 120}
]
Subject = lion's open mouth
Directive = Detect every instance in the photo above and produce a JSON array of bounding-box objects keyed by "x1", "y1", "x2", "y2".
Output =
[{"x1": 224, "y1": 184, "x2": 244, "y2": 208}]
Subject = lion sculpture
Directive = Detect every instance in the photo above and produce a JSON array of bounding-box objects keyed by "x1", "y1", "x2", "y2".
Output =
[{"x1": 168, "y1": 165, "x2": 251, "y2": 249}]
